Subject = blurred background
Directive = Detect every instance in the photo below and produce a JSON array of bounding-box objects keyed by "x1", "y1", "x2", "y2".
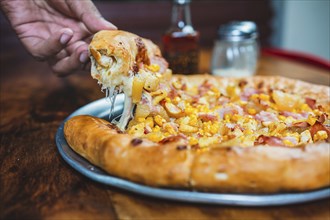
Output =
[{"x1": 1, "y1": 0, "x2": 329, "y2": 61}]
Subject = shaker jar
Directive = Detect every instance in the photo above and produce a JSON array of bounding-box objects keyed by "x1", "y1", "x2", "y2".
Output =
[{"x1": 211, "y1": 21, "x2": 259, "y2": 77}]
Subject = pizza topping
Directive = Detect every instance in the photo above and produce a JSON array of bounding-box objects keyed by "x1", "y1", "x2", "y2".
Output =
[
  {"x1": 255, "y1": 135, "x2": 284, "y2": 146},
  {"x1": 255, "y1": 111, "x2": 278, "y2": 123},
  {"x1": 310, "y1": 121, "x2": 330, "y2": 142},
  {"x1": 131, "y1": 138, "x2": 143, "y2": 146},
  {"x1": 176, "y1": 145, "x2": 187, "y2": 150},
  {"x1": 126, "y1": 77, "x2": 330, "y2": 148},
  {"x1": 89, "y1": 31, "x2": 329, "y2": 148},
  {"x1": 305, "y1": 97, "x2": 317, "y2": 109}
]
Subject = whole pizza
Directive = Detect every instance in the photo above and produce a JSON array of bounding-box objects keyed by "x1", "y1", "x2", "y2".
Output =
[{"x1": 64, "y1": 30, "x2": 330, "y2": 193}]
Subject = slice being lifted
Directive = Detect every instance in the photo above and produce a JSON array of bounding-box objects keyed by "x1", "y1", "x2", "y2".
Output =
[
  {"x1": 64, "y1": 30, "x2": 330, "y2": 193},
  {"x1": 89, "y1": 30, "x2": 171, "y2": 130}
]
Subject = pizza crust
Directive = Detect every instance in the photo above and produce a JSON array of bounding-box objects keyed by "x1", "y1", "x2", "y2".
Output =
[
  {"x1": 191, "y1": 144, "x2": 330, "y2": 193},
  {"x1": 64, "y1": 115, "x2": 193, "y2": 187},
  {"x1": 64, "y1": 75, "x2": 330, "y2": 193}
]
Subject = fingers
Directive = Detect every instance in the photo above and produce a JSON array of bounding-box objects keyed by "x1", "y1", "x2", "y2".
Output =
[
  {"x1": 32, "y1": 28, "x2": 73, "y2": 60},
  {"x1": 50, "y1": 41, "x2": 90, "y2": 76},
  {"x1": 67, "y1": 0, "x2": 117, "y2": 33}
]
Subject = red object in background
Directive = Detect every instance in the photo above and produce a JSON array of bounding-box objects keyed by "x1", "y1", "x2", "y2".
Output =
[{"x1": 262, "y1": 48, "x2": 330, "y2": 70}]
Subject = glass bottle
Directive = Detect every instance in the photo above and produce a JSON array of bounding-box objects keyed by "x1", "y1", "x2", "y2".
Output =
[
  {"x1": 211, "y1": 21, "x2": 259, "y2": 77},
  {"x1": 162, "y1": 0, "x2": 199, "y2": 74}
]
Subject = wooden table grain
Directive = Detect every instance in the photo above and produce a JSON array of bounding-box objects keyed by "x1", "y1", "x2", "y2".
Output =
[{"x1": 1, "y1": 49, "x2": 329, "y2": 220}]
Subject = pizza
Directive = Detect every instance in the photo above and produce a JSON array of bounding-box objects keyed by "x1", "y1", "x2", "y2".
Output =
[{"x1": 64, "y1": 30, "x2": 330, "y2": 193}]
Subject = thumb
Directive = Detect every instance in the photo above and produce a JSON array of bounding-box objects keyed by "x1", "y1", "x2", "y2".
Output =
[{"x1": 68, "y1": 0, "x2": 117, "y2": 33}]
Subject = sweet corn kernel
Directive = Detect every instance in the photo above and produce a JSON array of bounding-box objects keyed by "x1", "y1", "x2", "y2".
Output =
[
  {"x1": 172, "y1": 80, "x2": 182, "y2": 89},
  {"x1": 226, "y1": 85, "x2": 238, "y2": 97},
  {"x1": 179, "y1": 124, "x2": 199, "y2": 133},
  {"x1": 244, "y1": 129, "x2": 253, "y2": 135},
  {"x1": 145, "y1": 132, "x2": 164, "y2": 142},
  {"x1": 238, "y1": 100, "x2": 248, "y2": 106},
  {"x1": 210, "y1": 86, "x2": 219, "y2": 93},
  {"x1": 189, "y1": 137, "x2": 199, "y2": 145},
  {"x1": 259, "y1": 94, "x2": 270, "y2": 101},
  {"x1": 185, "y1": 106, "x2": 195, "y2": 114},
  {"x1": 224, "y1": 114, "x2": 231, "y2": 121},
  {"x1": 189, "y1": 115, "x2": 198, "y2": 126},
  {"x1": 231, "y1": 114, "x2": 241, "y2": 122},
  {"x1": 152, "y1": 125, "x2": 161, "y2": 132},
  {"x1": 300, "y1": 103, "x2": 312, "y2": 112},
  {"x1": 198, "y1": 136, "x2": 218, "y2": 148},
  {"x1": 145, "y1": 117, "x2": 154, "y2": 128},
  {"x1": 313, "y1": 109, "x2": 322, "y2": 116},
  {"x1": 210, "y1": 123, "x2": 220, "y2": 135},
  {"x1": 127, "y1": 123, "x2": 145, "y2": 137},
  {"x1": 313, "y1": 130, "x2": 328, "y2": 142},
  {"x1": 137, "y1": 117, "x2": 145, "y2": 123},
  {"x1": 154, "y1": 115, "x2": 165, "y2": 126},
  {"x1": 278, "y1": 115, "x2": 286, "y2": 121},
  {"x1": 247, "y1": 108, "x2": 257, "y2": 115},
  {"x1": 307, "y1": 114, "x2": 317, "y2": 126},
  {"x1": 163, "y1": 123, "x2": 177, "y2": 135},
  {"x1": 173, "y1": 96, "x2": 181, "y2": 103},
  {"x1": 283, "y1": 139, "x2": 294, "y2": 147},
  {"x1": 250, "y1": 94, "x2": 259, "y2": 100},
  {"x1": 146, "y1": 64, "x2": 160, "y2": 72}
]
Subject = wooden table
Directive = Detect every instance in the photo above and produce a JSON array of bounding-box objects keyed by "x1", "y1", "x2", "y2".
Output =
[{"x1": 1, "y1": 49, "x2": 329, "y2": 220}]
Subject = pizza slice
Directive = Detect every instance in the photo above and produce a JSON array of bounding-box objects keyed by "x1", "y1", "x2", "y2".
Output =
[
  {"x1": 89, "y1": 30, "x2": 171, "y2": 130},
  {"x1": 64, "y1": 30, "x2": 330, "y2": 193}
]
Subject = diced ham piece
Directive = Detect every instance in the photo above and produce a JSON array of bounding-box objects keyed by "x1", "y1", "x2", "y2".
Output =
[
  {"x1": 310, "y1": 121, "x2": 330, "y2": 142},
  {"x1": 281, "y1": 111, "x2": 309, "y2": 120},
  {"x1": 198, "y1": 80, "x2": 212, "y2": 96},
  {"x1": 292, "y1": 121, "x2": 309, "y2": 128},
  {"x1": 198, "y1": 113, "x2": 218, "y2": 122},
  {"x1": 240, "y1": 87, "x2": 259, "y2": 101},
  {"x1": 255, "y1": 135, "x2": 284, "y2": 146},
  {"x1": 255, "y1": 111, "x2": 278, "y2": 122},
  {"x1": 218, "y1": 96, "x2": 230, "y2": 105},
  {"x1": 317, "y1": 113, "x2": 328, "y2": 123},
  {"x1": 144, "y1": 125, "x2": 152, "y2": 134},
  {"x1": 159, "y1": 135, "x2": 182, "y2": 144},
  {"x1": 168, "y1": 88, "x2": 179, "y2": 99},
  {"x1": 218, "y1": 104, "x2": 244, "y2": 119},
  {"x1": 191, "y1": 95, "x2": 200, "y2": 104},
  {"x1": 305, "y1": 97, "x2": 316, "y2": 109}
]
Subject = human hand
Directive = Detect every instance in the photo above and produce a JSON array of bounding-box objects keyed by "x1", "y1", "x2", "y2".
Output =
[{"x1": 0, "y1": 0, "x2": 117, "y2": 76}]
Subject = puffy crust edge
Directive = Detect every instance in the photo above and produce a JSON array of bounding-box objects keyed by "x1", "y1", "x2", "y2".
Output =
[
  {"x1": 64, "y1": 115, "x2": 330, "y2": 193},
  {"x1": 64, "y1": 115, "x2": 193, "y2": 188}
]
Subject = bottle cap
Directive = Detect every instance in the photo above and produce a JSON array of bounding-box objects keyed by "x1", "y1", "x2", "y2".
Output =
[
  {"x1": 174, "y1": 0, "x2": 191, "y2": 4},
  {"x1": 218, "y1": 21, "x2": 258, "y2": 41}
]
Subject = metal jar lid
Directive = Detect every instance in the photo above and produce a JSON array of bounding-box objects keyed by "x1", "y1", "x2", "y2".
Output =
[
  {"x1": 218, "y1": 21, "x2": 258, "y2": 41},
  {"x1": 174, "y1": 0, "x2": 191, "y2": 4}
]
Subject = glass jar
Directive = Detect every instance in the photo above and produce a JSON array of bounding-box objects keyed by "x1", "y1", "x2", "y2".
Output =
[{"x1": 211, "y1": 21, "x2": 259, "y2": 77}]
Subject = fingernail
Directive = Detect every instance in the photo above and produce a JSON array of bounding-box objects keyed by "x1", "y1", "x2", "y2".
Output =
[
  {"x1": 60, "y1": 33, "x2": 72, "y2": 45},
  {"x1": 79, "y1": 51, "x2": 89, "y2": 63}
]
